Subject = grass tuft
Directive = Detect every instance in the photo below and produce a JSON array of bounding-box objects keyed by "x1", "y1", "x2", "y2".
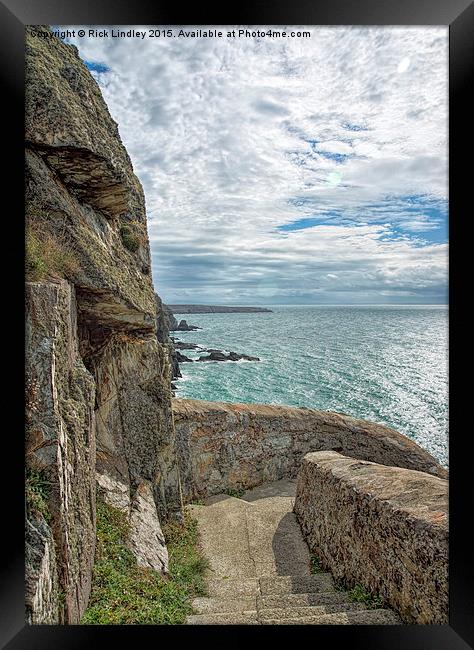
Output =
[
  {"x1": 119, "y1": 222, "x2": 142, "y2": 253},
  {"x1": 348, "y1": 584, "x2": 384, "y2": 609},
  {"x1": 224, "y1": 487, "x2": 246, "y2": 498},
  {"x1": 26, "y1": 230, "x2": 79, "y2": 281},
  {"x1": 310, "y1": 554, "x2": 324, "y2": 574},
  {"x1": 25, "y1": 468, "x2": 52, "y2": 522},
  {"x1": 81, "y1": 500, "x2": 208, "y2": 624}
]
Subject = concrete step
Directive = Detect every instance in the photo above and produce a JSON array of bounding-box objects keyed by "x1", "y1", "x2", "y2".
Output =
[
  {"x1": 241, "y1": 479, "x2": 297, "y2": 502},
  {"x1": 186, "y1": 611, "x2": 259, "y2": 625},
  {"x1": 246, "y1": 498, "x2": 310, "y2": 577},
  {"x1": 261, "y1": 609, "x2": 402, "y2": 625},
  {"x1": 192, "y1": 596, "x2": 257, "y2": 614},
  {"x1": 187, "y1": 481, "x2": 403, "y2": 626},
  {"x1": 187, "y1": 607, "x2": 401, "y2": 625},
  {"x1": 188, "y1": 498, "x2": 256, "y2": 579},
  {"x1": 258, "y1": 603, "x2": 367, "y2": 619},
  {"x1": 190, "y1": 491, "x2": 312, "y2": 580},
  {"x1": 206, "y1": 577, "x2": 259, "y2": 598},
  {"x1": 257, "y1": 591, "x2": 352, "y2": 609},
  {"x1": 259, "y1": 574, "x2": 335, "y2": 595}
]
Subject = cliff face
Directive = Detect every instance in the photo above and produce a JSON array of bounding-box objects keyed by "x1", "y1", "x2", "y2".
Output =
[
  {"x1": 25, "y1": 28, "x2": 176, "y2": 624},
  {"x1": 155, "y1": 294, "x2": 180, "y2": 380}
]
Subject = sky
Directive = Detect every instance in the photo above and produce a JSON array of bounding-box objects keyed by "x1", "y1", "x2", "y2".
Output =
[{"x1": 62, "y1": 26, "x2": 448, "y2": 305}]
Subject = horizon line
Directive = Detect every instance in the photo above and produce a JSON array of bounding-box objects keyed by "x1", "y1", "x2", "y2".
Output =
[{"x1": 165, "y1": 302, "x2": 449, "y2": 307}]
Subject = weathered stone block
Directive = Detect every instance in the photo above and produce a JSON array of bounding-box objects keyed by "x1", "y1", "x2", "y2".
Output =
[{"x1": 128, "y1": 481, "x2": 169, "y2": 574}]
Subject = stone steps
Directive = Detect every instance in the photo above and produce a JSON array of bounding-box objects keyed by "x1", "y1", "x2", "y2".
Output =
[
  {"x1": 259, "y1": 574, "x2": 335, "y2": 595},
  {"x1": 192, "y1": 596, "x2": 257, "y2": 614},
  {"x1": 186, "y1": 480, "x2": 403, "y2": 625},
  {"x1": 187, "y1": 612, "x2": 259, "y2": 625},
  {"x1": 257, "y1": 591, "x2": 352, "y2": 608},
  {"x1": 191, "y1": 593, "x2": 365, "y2": 616},
  {"x1": 258, "y1": 603, "x2": 368, "y2": 619},
  {"x1": 260, "y1": 609, "x2": 401, "y2": 625},
  {"x1": 187, "y1": 608, "x2": 401, "y2": 626}
]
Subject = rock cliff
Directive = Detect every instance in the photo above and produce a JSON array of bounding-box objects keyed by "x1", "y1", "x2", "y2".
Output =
[
  {"x1": 25, "y1": 27, "x2": 176, "y2": 624},
  {"x1": 155, "y1": 293, "x2": 181, "y2": 380}
]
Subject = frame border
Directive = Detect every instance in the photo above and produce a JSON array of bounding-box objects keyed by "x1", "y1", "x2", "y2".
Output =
[{"x1": 1, "y1": 0, "x2": 472, "y2": 647}]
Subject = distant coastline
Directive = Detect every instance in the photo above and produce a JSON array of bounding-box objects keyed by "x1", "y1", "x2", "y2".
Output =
[{"x1": 168, "y1": 305, "x2": 273, "y2": 314}]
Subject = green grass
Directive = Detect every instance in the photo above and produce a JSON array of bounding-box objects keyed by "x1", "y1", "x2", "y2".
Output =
[
  {"x1": 348, "y1": 584, "x2": 384, "y2": 609},
  {"x1": 189, "y1": 498, "x2": 205, "y2": 506},
  {"x1": 26, "y1": 230, "x2": 79, "y2": 281},
  {"x1": 81, "y1": 499, "x2": 208, "y2": 625},
  {"x1": 25, "y1": 468, "x2": 52, "y2": 522},
  {"x1": 120, "y1": 223, "x2": 142, "y2": 253},
  {"x1": 310, "y1": 554, "x2": 324, "y2": 574},
  {"x1": 162, "y1": 513, "x2": 209, "y2": 597},
  {"x1": 224, "y1": 487, "x2": 246, "y2": 498}
]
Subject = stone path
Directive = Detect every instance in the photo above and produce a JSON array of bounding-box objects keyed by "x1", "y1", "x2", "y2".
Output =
[{"x1": 186, "y1": 479, "x2": 401, "y2": 625}]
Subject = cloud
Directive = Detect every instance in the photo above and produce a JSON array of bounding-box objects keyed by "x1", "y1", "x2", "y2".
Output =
[{"x1": 61, "y1": 26, "x2": 448, "y2": 304}]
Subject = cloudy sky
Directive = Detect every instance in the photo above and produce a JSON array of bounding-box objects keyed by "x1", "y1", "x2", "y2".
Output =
[{"x1": 63, "y1": 26, "x2": 448, "y2": 305}]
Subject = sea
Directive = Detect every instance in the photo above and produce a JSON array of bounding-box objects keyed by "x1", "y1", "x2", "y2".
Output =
[{"x1": 173, "y1": 305, "x2": 448, "y2": 467}]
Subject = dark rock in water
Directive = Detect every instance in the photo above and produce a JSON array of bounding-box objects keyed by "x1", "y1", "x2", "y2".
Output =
[
  {"x1": 197, "y1": 350, "x2": 260, "y2": 362},
  {"x1": 198, "y1": 351, "x2": 228, "y2": 362},
  {"x1": 175, "y1": 319, "x2": 201, "y2": 332},
  {"x1": 171, "y1": 383, "x2": 178, "y2": 390},
  {"x1": 229, "y1": 352, "x2": 260, "y2": 361},
  {"x1": 174, "y1": 341, "x2": 201, "y2": 350},
  {"x1": 176, "y1": 351, "x2": 193, "y2": 363},
  {"x1": 171, "y1": 349, "x2": 182, "y2": 378}
]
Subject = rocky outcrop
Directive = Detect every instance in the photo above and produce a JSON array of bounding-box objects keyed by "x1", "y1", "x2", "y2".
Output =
[
  {"x1": 174, "y1": 319, "x2": 201, "y2": 331},
  {"x1": 294, "y1": 451, "x2": 448, "y2": 624},
  {"x1": 176, "y1": 351, "x2": 193, "y2": 363},
  {"x1": 174, "y1": 341, "x2": 202, "y2": 351},
  {"x1": 25, "y1": 514, "x2": 61, "y2": 624},
  {"x1": 197, "y1": 350, "x2": 260, "y2": 362},
  {"x1": 155, "y1": 293, "x2": 181, "y2": 380},
  {"x1": 172, "y1": 399, "x2": 447, "y2": 501},
  {"x1": 163, "y1": 303, "x2": 178, "y2": 331},
  {"x1": 128, "y1": 481, "x2": 169, "y2": 573},
  {"x1": 169, "y1": 305, "x2": 273, "y2": 314},
  {"x1": 25, "y1": 27, "x2": 175, "y2": 624}
]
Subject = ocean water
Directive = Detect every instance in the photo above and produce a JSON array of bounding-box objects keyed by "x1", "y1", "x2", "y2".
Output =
[{"x1": 174, "y1": 305, "x2": 448, "y2": 467}]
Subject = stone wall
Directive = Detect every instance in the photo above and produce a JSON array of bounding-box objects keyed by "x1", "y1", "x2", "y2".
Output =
[
  {"x1": 294, "y1": 451, "x2": 448, "y2": 624},
  {"x1": 172, "y1": 398, "x2": 447, "y2": 500}
]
